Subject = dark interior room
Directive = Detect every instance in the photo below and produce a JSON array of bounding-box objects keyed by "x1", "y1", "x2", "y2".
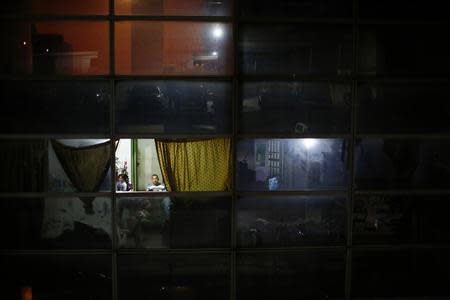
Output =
[{"x1": 1, "y1": 0, "x2": 450, "y2": 299}]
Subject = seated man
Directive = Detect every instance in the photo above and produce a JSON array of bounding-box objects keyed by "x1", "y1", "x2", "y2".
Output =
[{"x1": 146, "y1": 174, "x2": 166, "y2": 192}]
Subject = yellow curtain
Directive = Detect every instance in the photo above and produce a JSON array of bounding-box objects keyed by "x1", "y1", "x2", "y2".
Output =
[{"x1": 155, "y1": 138, "x2": 231, "y2": 192}]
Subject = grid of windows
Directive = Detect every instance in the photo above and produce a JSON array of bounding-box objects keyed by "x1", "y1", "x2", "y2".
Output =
[{"x1": 1, "y1": 1, "x2": 450, "y2": 299}]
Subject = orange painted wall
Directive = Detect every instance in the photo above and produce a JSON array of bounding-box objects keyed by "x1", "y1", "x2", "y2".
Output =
[{"x1": 36, "y1": 21, "x2": 109, "y2": 74}]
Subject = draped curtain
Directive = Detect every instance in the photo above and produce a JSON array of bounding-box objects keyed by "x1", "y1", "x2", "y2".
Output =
[
  {"x1": 0, "y1": 140, "x2": 46, "y2": 192},
  {"x1": 155, "y1": 138, "x2": 231, "y2": 192},
  {"x1": 51, "y1": 140, "x2": 112, "y2": 214}
]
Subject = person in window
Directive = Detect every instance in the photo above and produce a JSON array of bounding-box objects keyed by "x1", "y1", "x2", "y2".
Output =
[
  {"x1": 146, "y1": 174, "x2": 166, "y2": 192},
  {"x1": 117, "y1": 173, "x2": 133, "y2": 191},
  {"x1": 116, "y1": 174, "x2": 127, "y2": 191}
]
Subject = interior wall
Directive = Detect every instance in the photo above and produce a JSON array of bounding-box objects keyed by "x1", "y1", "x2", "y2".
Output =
[{"x1": 136, "y1": 139, "x2": 162, "y2": 191}]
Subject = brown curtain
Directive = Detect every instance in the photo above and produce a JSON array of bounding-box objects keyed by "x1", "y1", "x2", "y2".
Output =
[
  {"x1": 155, "y1": 138, "x2": 231, "y2": 192},
  {"x1": 51, "y1": 140, "x2": 112, "y2": 214},
  {"x1": 0, "y1": 140, "x2": 46, "y2": 192}
]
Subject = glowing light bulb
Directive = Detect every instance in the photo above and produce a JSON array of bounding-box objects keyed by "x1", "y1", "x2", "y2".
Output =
[
  {"x1": 212, "y1": 26, "x2": 223, "y2": 39},
  {"x1": 302, "y1": 139, "x2": 317, "y2": 149}
]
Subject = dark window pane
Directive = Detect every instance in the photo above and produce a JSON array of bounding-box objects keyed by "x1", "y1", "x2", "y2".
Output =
[
  {"x1": 238, "y1": 196, "x2": 346, "y2": 247},
  {"x1": 352, "y1": 249, "x2": 450, "y2": 299},
  {"x1": 48, "y1": 139, "x2": 112, "y2": 193},
  {"x1": 238, "y1": 251, "x2": 345, "y2": 300},
  {"x1": 241, "y1": 81, "x2": 351, "y2": 134},
  {"x1": 2, "y1": 0, "x2": 108, "y2": 15},
  {"x1": 118, "y1": 196, "x2": 230, "y2": 248},
  {"x1": 355, "y1": 139, "x2": 450, "y2": 189},
  {"x1": 115, "y1": 21, "x2": 233, "y2": 75},
  {"x1": 357, "y1": 83, "x2": 450, "y2": 134},
  {"x1": 360, "y1": 0, "x2": 450, "y2": 20},
  {"x1": 0, "y1": 197, "x2": 112, "y2": 249},
  {"x1": 0, "y1": 254, "x2": 112, "y2": 300},
  {"x1": 0, "y1": 81, "x2": 110, "y2": 134},
  {"x1": 237, "y1": 139, "x2": 349, "y2": 191},
  {"x1": 359, "y1": 25, "x2": 450, "y2": 77},
  {"x1": 354, "y1": 194, "x2": 450, "y2": 244},
  {"x1": 0, "y1": 21, "x2": 109, "y2": 75},
  {"x1": 115, "y1": 0, "x2": 231, "y2": 16},
  {"x1": 0, "y1": 139, "x2": 47, "y2": 192},
  {"x1": 118, "y1": 254, "x2": 229, "y2": 300},
  {"x1": 240, "y1": 25, "x2": 352, "y2": 76},
  {"x1": 116, "y1": 81, "x2": 231, "y2": 134},
  {"x1": 240, "y1": 0, "x2": 352, "y2": 18}
]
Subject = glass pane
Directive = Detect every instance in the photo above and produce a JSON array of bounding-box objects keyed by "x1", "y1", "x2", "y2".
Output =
[
  {"x1": 118, "y1": 254, "x2": 229, "y2": 300},
  {"x1": 357, "y1": 83, "x2": 450, "y2": 134},
  {"x1": 116, "y1": 81, "x2": 231, "y2": 134},
  {"x1": 240, "y1": 25, "x2": 352, "y2": 76},
  {"x1": 2, "y1": 0, "x2": 108, "y2": 15},
  {"x1": 240, "y1": 81, "x2": 351, "y2": 134},
  {"x1": 352, "y1": 249, "x2": 450, "y2": 299},
  {"x1": 0, "y1": 254, "x2": 112, "y2": 300},
  {"x1": 115, "y1": 0, "x2": 231, "y2": 16},
  {"x1": 0, "y1": 197, "x2": 112, "y2": 249},
  {"x1": 359, "y1": 25, "x2": 450, "y2": 76},
  {"x1": 115, "y1": 21, "x2": 233, "y2": 75},
  {"x1": 238, "y1": 196, "x2": 346, "y2": 247},
  {"x1": 237, "y1": 139, "x2": 349, "y2": 191},
  {"x1": 48, "y1": 139, "x2": 112, "y2": 193},
  {"x1": 355, "y1": 139, "x2": 450, "y2": 189},
  {"x1": 0, "y1": 139, "x2": 47, "y2": 192},
  {"x1": 118, "y1": 196, "x2": 230, "y2": 248},
  {"x1": 238, "y1": 251, "x2": 345, "y2": 300},
  {"x1": 0, "y1": 81, "x2": 110, "y2": 134},
  {"x1": 240, "y1": 0, "x2": 352, "y2": 18},
  {"x1": 360, "y1": 0, "x2": 450, "y2": 20},
  {"x1": 353, "y1": 194, "x2": 450, "y2": 244},
  {"x1": 117, "y1": 138, "x2": 231, "y2": 192},
  {"x1": 0, "y1": 21, "x2": 109, "y2": 75}
]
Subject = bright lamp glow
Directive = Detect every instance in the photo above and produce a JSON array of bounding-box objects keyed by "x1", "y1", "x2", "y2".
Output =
[
  {"x1": 302, "y1": 139, "x2": 317, "y2": 149},
  {"x1": 212, "y1": 26, "x2": 224, "y2": 39},
  {"x1": 212, "y1": 51, "x2": 218, "y2": 56}
]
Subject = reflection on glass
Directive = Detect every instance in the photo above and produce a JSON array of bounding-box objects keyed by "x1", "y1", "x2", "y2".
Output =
[
  {"x1": 1, "y1": 255, "x2": 112, "y2": 300},
  {"x1": 0, "y1": 197, "x2": 112, "y2": 249},
  {"x1": 241, "y1": 82, "x2": 351, "y2": 134},
  {"x1": 357, "y1": 83, "x2": 450, "y2": 134},
  {"x1": 116, "y1": 81, "x2": 231, "y2": 134},
  {"x1": 353, "y1": 194, "x2": 450, "y2": 244},
  {"x1": 115, "y1": 0, "x2": 231, "y2": 16},
  {"x1": 115, "y1": 21, "x2": 233, "y2": 75},
  {"x1": 238, "y1": 251, "x2": 345, "y2": 300},
  {"x1": 355, "y1": 139, "x2": 450, "y2": 189},
  {"x1": 117, "y1": 197, "x2": 230, "y2": 248},
  {"x1": 360, "y1": 0, "x2": 450, "y2": 20},
  {"x1": 0, "y1": 139, "x2": 46, "y2": 192},
  {"x1": 0, "y1": 21, "x2": 109, "y2": 75},
  {"x1": 352, "y1": 249, "x2": 450, "y2": 299},
  {"x1": 0, "y1": 81, "x2": 110, "y2": 134},
  {"x1": 119, "y1": 254, "x2": 229, "y2": 300},
  {"x1": 240, "y1": 25, "x2": 352, "y2": 76},
  {"x1": 2, "y1": 0, "x2": 108, "y2": 15},
  {"x1": 237, "y1": 139, "x2": 348, "y2": 191},
  {"x1": 240, "y1": 0, "x2": 352, "y2": 18},
  {"x1": 359, "y1": 25, "x2": 450, "y2": 76},
  {"x1": 48, "y1": 139, "x2": 112, "y2": 193},
  {"x1": 238, "y1": 196, "x2": 345, "y2": 247}
]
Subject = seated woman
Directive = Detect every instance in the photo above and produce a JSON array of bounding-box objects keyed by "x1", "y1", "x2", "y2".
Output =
[
  {"x1": 146, "y1": 174, "x2": 166, "y2": 192},
  {"x1": 116, "y1": 174, "x2": 133, "y2": 191}
]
